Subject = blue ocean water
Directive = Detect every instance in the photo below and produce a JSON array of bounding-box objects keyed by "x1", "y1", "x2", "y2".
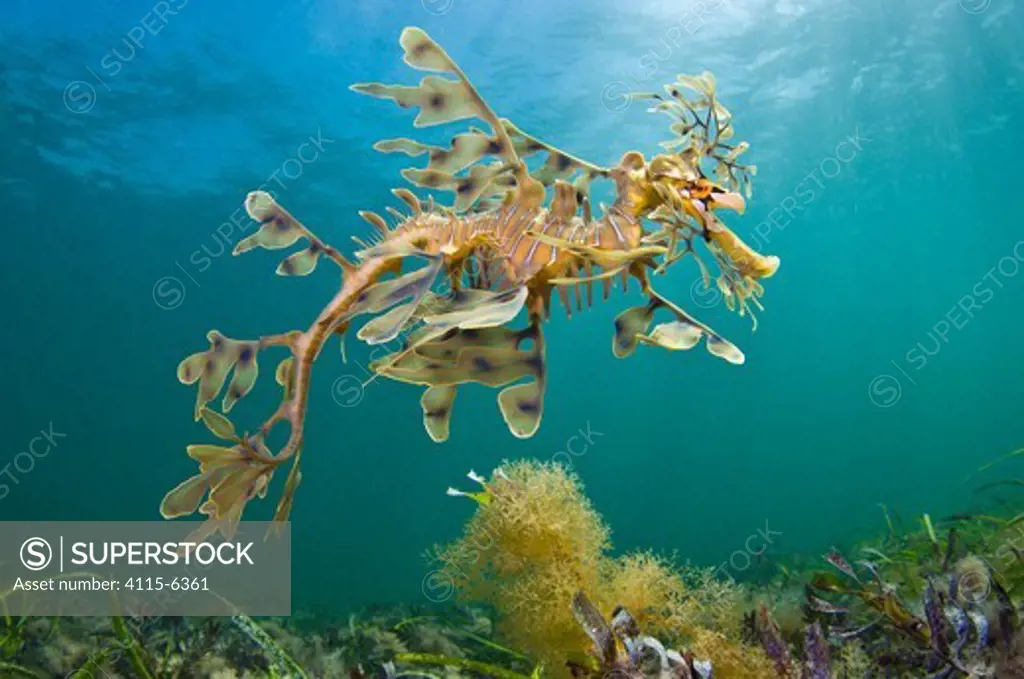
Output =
[{"x1": 1, "y1": 0, "x2": 1022, "y2": 618}]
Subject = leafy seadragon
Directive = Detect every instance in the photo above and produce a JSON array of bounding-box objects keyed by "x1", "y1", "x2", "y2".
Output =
[{"x1": 160, "y1": 27, "x2": 780, "y2": 539}]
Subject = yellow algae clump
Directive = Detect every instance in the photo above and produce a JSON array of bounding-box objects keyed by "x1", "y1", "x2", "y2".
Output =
[
  {"x1": 687, "y1": 627, "x2": 777, "y2": 679},
  {"x1": 433, "y1": 461, "x2": 773, "y2": 678},
  {"x1": 676, "y1": 565, "x2": 751, "y2": 637},
  {"x1": 600, "y1": 551, "x2": 687, "y2": 637},
  {"x1": 601, "y1": 556, "x2": 775, "y2": 678},
  {"x1": 433, "y1": 461, "x2": 608, "y2": 673}
]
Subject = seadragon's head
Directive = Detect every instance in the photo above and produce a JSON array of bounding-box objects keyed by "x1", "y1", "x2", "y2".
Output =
[{"x1": 609, "y1": 73, "x2": 781, "y2": 326}]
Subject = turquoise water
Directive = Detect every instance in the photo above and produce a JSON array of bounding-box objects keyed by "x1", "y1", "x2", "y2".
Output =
[{"x1": 1, "y1": 0, "x2": 1023, "y2": 618}]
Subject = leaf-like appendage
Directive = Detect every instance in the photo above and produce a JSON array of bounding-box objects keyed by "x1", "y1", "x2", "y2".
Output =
[
  {"x1": 273, "y1": 462, "x2": 302, "y2": 524},
  {"x1": 177, "y1": 332, "x2": 261, "y2": 418},
  {"x1": 235, "y1": 192, "x2": 307, "y2": 254},
  {"x1": 637, "y1": 321, "x2": 703, "y2": 352},
  {"x1": 223, "y1": 345, "x2": 259, "y2": 413},
  {"x1": 400, "y1": 26, "x2": 455, "y2": 73},
  {"x1": 612, "y1": 303, "x2": 656, "y2": 358},
  {"x1": 275, "y1": 357, "x2": 296, "y2": 402},
  {"x1": 429, "y1": 131, "x2": 498, "y2": 174},
  {"x1": 210, "y1": 466, "x2": 265, "y2": 519},
  {"x1": 199, "y1": 408, "x2": 238, "y2": 441},
  {"x1": 177, "y1": 351, "x2": 207, "y2": 385},
  {"x1": 706, "y1": 335, "x2": 745, "y2": 365},
  {"x1": 377, "y1": 131, "x2": 502, "y2": 177},
  {"x1": 352, "y1": 76, "x2": 478, "y2": 128},
  {"x1": 277, "y1": 247, "x2": 322, "y2": 276},
  {"x1": 421, "y1": 385, "x2": 457, "y2": 442},
  {"x1": 497, "y1": 381, "x2": 544, "y2": 439},
  {"x1": 342, "y1": 257, "x2": 444, "y2": 345},
  {"x1": 356, "y1": 302, "x2": 418, "y2": 343},
  {"x1": 187, "y1": 444, "x2": 246, "y2": 471},
  {"x1": 420, "y1": 286, "x2": 528, "y2": 331},
  {"x1": 373, "y1": 137, "x2": 434, "y2": 156},
  {"x1": 618, "y1": 291, "x2": 746, "y2": 366},
  {"x1": 160, "y1": 474, "x2": 208, "y2": 519},
  {"x1": 234, "y1": 217, "x2": 304, "y2": 255}
]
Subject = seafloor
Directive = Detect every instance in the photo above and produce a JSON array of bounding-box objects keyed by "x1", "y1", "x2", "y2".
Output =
[{"x1": 5, "y1": 459, "x2": 1024, "y2": 679}]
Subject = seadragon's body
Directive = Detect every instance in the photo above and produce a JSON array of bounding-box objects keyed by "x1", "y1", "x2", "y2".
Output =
[{"x1": 160, "y1": 28, "x2": 780, "y2": 540}]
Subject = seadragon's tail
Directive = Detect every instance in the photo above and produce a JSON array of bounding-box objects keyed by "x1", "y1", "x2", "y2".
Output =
[{"x1": 160, "y1": 192, "x2": 415, "y2": 539}]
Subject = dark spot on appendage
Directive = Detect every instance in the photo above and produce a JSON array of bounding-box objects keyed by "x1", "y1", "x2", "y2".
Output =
[
  {"x1": 357, "y1": 291, "x2": 368, "y2": 303},
  {"x1": 486, "y1": 140, "x2": 502, "y2": 155},
  {"x1": 280, "y1": 259, "x2": 294, "y2": 274},
  {"x1": 425, "y1": 408, "x2": 448, "y2": 418},
  {"x1": 554, "y1": 154, "x2": 572, "y2": 171},
  {"x1": 275, "y1": 217, "x2": 289, "y2": 231},
  {"x1": 457, "y1": 181, "x2": 474, "y2": 195},
  {"x1": 461, "y1": 328, "x2": 479, "y2": 340},
  {"x1": 524, "y1": 355, "x2": 544, "y2": 374},
  {"x1": 309, "y1": 242, "x2": 320, "y2": 253},
  {"x1": 239, "y1": 347, "x2": 254, "y2": 363},
  {"x1": 230, "y1": 387, "x2": 243, "y2": 400},
  {"x1": 428, "y1": 94, "x2": 445, "y2": 110},
  {"x1": 183, "y1": 367, "x2": 192, "y2": 379},
  {"x1": 613, "y1": 318, "x2": 624, "y2": 333},
  {"x1": 205, "y1": 359, "x2": 216, "y2": 373},
  {"x1": 517, "y1": 400, "x2": 539, "y2": 414},
  {"x1": 472, "y1": 356, "x2": 493, "y2": 372},
  {"x1": 519, "y1": 325, "x2": 539, "y2": 340}
]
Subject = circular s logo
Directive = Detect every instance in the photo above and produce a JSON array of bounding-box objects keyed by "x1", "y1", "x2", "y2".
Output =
[
  {"x1": 868, "y1": 374, "x2": 901, "y2": 408},
  {"x1": 689, "y1": 277, "x2": 721, "y2": 309},
  {"x1": 421, "y1": 569, "x2": 455, "y2": 602},
  {"x1": 600, "y1": 81, "x2": 633, "y2": 113},
  {"x1": 332, "y1": 374, "x2": 365, "y2": 407},
  {"x1": 21, "y1": 537, "x2": 53, "y2": 571}
]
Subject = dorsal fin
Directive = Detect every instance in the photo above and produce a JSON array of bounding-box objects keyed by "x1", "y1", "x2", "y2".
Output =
[
  {"x1": 359, "y1": 210, "x2": 390, "y2": 237},
  {"x1": 385, "y1": 207, "x2": 407, "y2": 223},
  {"x1": 391, "y1": 188, "x2": 422, "y2": 215}
]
